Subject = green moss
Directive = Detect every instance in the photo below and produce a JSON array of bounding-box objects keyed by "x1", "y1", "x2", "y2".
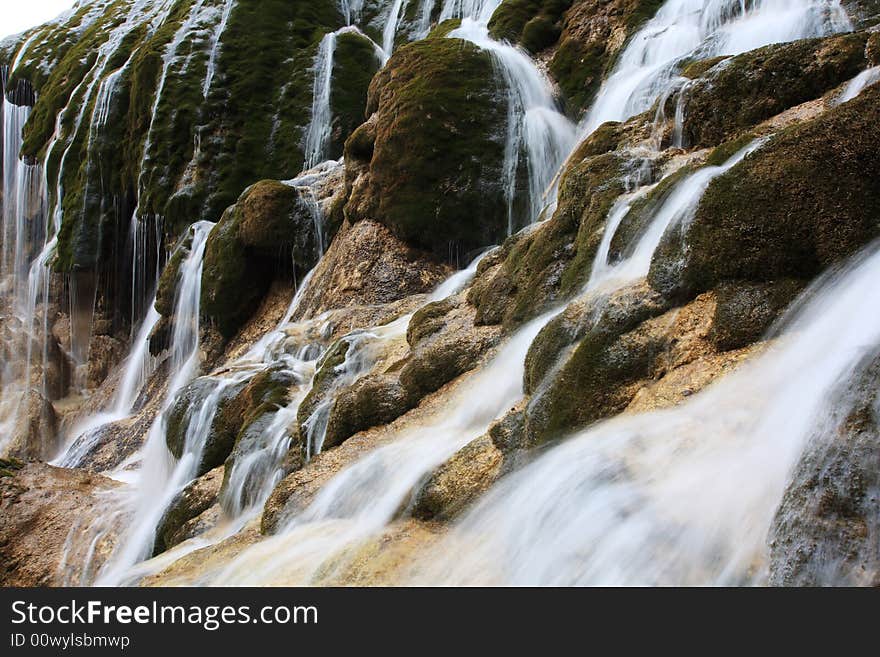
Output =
[
  {"x1": 680, "y1": 55, "x2": 728, "y2": 80},
  {"x1": 681, "y1": 32, "x2": 869, "y2": 147},
  {"x1": 650, "y1": 83, "x2": 880, "y2": 301},
  {"x1": 469, "y1": 151, "x2": 628, "y2": 327},
  {"x1": 549, "y1": 0, "x2": 664, "y2": 117},
  {"x1": 704, "y1": 132, "x2": 758, "y2": 167},
  {"x1": 488, "y1": 0, "x2": 570, "y2": 53},
  {"x1": 346, "y1": 37, "x2": 509, "y2": 261},
  {"x1": 201, "y1": 181, "x2": 319, "y2": 338},
  {"x1": 428, "y1": 19, "x2": 462, "y2": 39}
]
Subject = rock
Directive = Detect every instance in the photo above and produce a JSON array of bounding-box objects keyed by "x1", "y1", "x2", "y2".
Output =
[
  {"x1": 412, "y1": 435, "x2": 503, "y2": 520},
  {"x1": 488, "y1": 0, "x2": 571, "y2": 54},
  {"x1": 86, "y1": 334, "x2": 126, "y2": 389},
  {"x1": 201, "y1": 181, "x2": 321, "y2": 339},
  {"x1": 8, "y1": 391, "x2": 59, "y2": 461},
  {"x1": 681, "y1": 32, "x2": 868, "y2": 148},
  {"x1": 165, "y1": 377, "x2": 250, "y2": 476},
  {"x1": 708, "y1": 280, "x2": 803, "y2": 351},
  {"x1": 548, "y1": 0, "x2": 664, "y2": 116},
  {"x1": 0, "y1": 464, "x2": 119, "y2": 586},
  {"x1": 650, "y1": 83, "x2": 880, "y2": 301},
  {"x1": 524, "y1": 286, "x2": 730, "y2": 445},
  {"x1": 344, "y1": 36, "x2": 509, "y2": 260},
  {"x1": 292, "y1": 219, "x2": 451, "y2": 321},
  {"x1": 769, "y1": 354, "x2": 880, "y2": 586},
  {"x1": 154, "y1": 467, "x2": 224, "y2": 555},
  {"x1": 468, "y1": 146, "x2": 631, "y2": 327}
]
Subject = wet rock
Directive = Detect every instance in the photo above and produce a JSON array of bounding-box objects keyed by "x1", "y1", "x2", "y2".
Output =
[
  {"x1": 681, "y1": 32, "x2": 868, "y2": 148},
  {"x1": 650, "y1": 84, "x2": 880, "y2": 301},
  {"x1": 0, "y1": 463, "x2": 120, "y2": 586},
  {"x1": 8, "y1": 391, "x2": 59, "y2": 461},
  {"x1": 769, "y1": 354, "x2": 880, "y2": 586},
  {"x1": 201, "y1": 181, "x2": 321, "y2": 339},
  {"x1": 292, "y1": 219, "x2": 450, "y2": 321},
  {"x1": 86, "y1": 334, "x2": 126, "y2": 389},
  {"x1": 548, "y1": 0, "x2": 665, "y2": 116},
  {"x1": 708, "y1": 280, "x2": 803, "y2": 351},
  {"x1": 154, "y1": 467, "x2": 224, "y2": 555},
  {"x1": 412, "y1": 435, "x2": 503, "y2": 521},
  {"x1": 165, "y1": 376, "x2": 250, "y2": 476},
  {"x1": 469, "y1": 148, "x2": 631, "y2": 327},
  {"x1": 524, "y1": 286, "x2": 727, "y2": 445}
]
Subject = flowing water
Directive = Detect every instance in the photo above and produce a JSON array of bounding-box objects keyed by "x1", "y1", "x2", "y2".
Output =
[
  {"x1": 3, "y1": 0, "x2": 869, "y2": 586},
  {"x1": 417, "y1": 242, "x2": 880, "y2": 585},
  {"x1": 582, "y1": 0, "x2": 851, "y2": 136}
]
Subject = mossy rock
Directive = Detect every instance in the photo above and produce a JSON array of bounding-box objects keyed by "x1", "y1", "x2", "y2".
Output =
[
  {"x1": 165, "y1": 376, "x2": 250, "y2": 476},
  {"x1": 328, "y1": 30, "x2": 383, "y2": 160},
  {"x1": 154, "y1": 232, "x2": 193, "y2": 318},
  {"x1": 708, "y1": 280, "x2": 804, "y2": 352},
  {"x1": 345, "y1": 37, "x2": 509, "y2": 261},
  {"x1": 679, "y1": 56, "x2": 729, "y2": 80},
  {"x1": 769, "y1": 352, "x2": 880, "y2": 585},
  {"x1": 468, "y1": 148, "x2": 629, "y2": 327},
  {"x1": 154, "y1": 466, "x2": 222, "y2": 555},
  {"x1": 321, "y1": 374, "x2": 411, "y2": 451},
  {"x1": 650, "y1": 83, "x2": 880, "y2": 301},
  {"x1": 548, "y1": 0, "x2": 664, "y2": 117},
  {"x1": 681, "y1": 32, "x2": 869, "y2": 148},
  {"x1": 868, "y1": 30, "x2": 880, "y2": 65},
  {"x1": 605, "y1": 164, "x2": 693, "y2": 266},
  {"x1": 201, "y1": 180, "x2": 319, "y2": 338},
  {"x1": 487, "y1": 0, "x2": 571, "y2": 53},
  {"x1": 523, "y1": 282, "x2": 673, "y2": 445}
]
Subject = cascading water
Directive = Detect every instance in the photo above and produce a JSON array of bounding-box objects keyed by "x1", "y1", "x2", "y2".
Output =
[
  {"x1": 417, "y1": 242, "x2": 880, "y2": 585},
  {"x1": 449, "y1": 14, "x2": 576, "y2": 232},
  {"x1": 837, "y1": 66, "x2": 880, "y2": 105},
  {"x1": 581, "y1": 0, "x2": 852, "y2": 136},
  {"x1": 93, "y1": 220, "x2": 214, "y2": 583}
]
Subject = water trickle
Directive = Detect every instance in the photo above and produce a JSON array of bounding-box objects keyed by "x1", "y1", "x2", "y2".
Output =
[
  {"x1": 836, "y1": 66, "x2": 880, "y2": 105},
  {"x1": 303, "y1": 28, "x2": 384, "y2": 170},
  {"x1": 581, "y1": 0, "x2": 851, "y2": 136}
]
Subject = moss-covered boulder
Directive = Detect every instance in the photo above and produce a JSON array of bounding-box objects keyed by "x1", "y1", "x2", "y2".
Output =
[
  {"x1": 650, "y1": 83, "x2": 880, "y2": 301},
  {"x1": 681, "y1": 32, "x2": 869, "y2": 148},
  {"x1": 201, "y1": 180, "x2": 320, "y2": 338},
  {"x1": 708, "y1": 280, "x2": 803, "y2": 352},
  {"x1": 548, "y1": 0, "x2": 664, "y2": 116},
  {"x1": 344, "y1": 36, "x2": 509, "y2": 261},
  {"x1": 488, "y1": 0, "x2": 572, "y2": 54},
  {"x1": 165, "y1": 377, "x2": 250, "y2": 476},
  {"x1": 154, "y1": 466, "x2": 223, "y2": 555}
]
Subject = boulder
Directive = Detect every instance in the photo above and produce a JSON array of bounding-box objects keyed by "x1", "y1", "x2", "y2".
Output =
[
  {"x1": 201, "y1": 180, "x2": 321, "y2": 338},
  {"x1": 344, "y1": 36, "x2": 509, "y2": 260},
  {"x1": 0, "y1": 463, "x2": 119, "y2": 586},
  {"x1": 650, "y1": 83, "x2": 880, "y2": 301},
  {"x1": 681, "y1": 32, "x2": 868, "y2": 148},
  {"x1": 769, "y1": 354, "x2": 880, "y2": 586},
  {"x1": 154, "y1": 467, "x2": 224, "y2": 555}
]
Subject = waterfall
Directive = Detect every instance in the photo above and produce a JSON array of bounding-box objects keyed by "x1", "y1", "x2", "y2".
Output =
[
  {"x1": 589, "y1": 139, "x2": 764, "y2": 289},
  {"x1": 449, "y1": 18, "x2": 576, "y2": 232},
  {"x1": 303, "y1": 28, "x2": 384, "y2": 170},
  {"x1": 95, "y1": 220, "x2": 214, "y2": 584},
  {"x1": 581, "y1": 0, "x2": 852, "y2": 135},
  {"x1": 203, "y1": 0, "x2": 237, "y2": 98},
  {"x1": 382, "y1": 0, "x2": 410, "y2": 56},
  {"x1": 418, "y1": 242, "x2": 880, "y2": 585}
]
